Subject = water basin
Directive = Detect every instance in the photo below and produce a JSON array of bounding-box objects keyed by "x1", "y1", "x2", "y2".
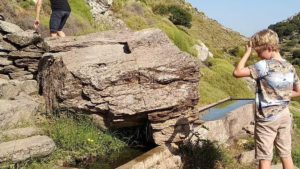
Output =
[{"x1": 200, "y1": 99, "x2": 255, "y2": 121}]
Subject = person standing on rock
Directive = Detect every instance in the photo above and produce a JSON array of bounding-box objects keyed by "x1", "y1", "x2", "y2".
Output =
[
  {"x1": 233, "y1": 29, "x2": 300, "y2": 169},
  {"x1": 34, "y1": 0, "x2": 71, "y2": 37}
]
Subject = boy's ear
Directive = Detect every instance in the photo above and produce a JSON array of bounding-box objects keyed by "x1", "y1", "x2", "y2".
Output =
[{"x1": 267, "y1": 46, "x2": 273, "y2": 52}]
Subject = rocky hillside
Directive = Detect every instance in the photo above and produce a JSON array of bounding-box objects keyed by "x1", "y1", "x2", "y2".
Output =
[
  {"x1": 269, "y1": 13, "x2": 300, "y2": 69},
  {"x1": 0, "y1": 0, "x2": 254, "y2": 107}
]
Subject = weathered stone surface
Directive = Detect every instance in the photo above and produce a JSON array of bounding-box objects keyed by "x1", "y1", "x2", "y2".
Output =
[
  {"x1": 0, "y1": 80, "x2": 38, "y2": 99},
  {"x1": 0, "y1": 127, "x2": 43, "y2": 142},
  {"x1": 187, "y1": 103, "x2": 255, "y2": 145},
  {"x1": 14, "y1": 58, "x2": 39, "y2": 68},
  {"x1": 9, "y1": 70, "x2": 33, "y2": 80},
  {"x1": 0, "y1": 136, "x2": 55, "y2": 163},
  {"x1": 193, "y1": 41, "x2": 213, "y2": 62},
  {"x1": 0, "y1": 20, "x2": 23, "y2": 34},
  {"x1": 0, "y1": 74, "x2": 9, "y2": 79},
  {"x1": 238, "y1": 150, "x2": 255, "y2": 164},
  {"x1": 243, "y1": 123, "x2": 255, "y2": 135},
  {"x1": 5, "y1": 30, "x2": 42, "y2": 47},
  {"x1": 87, "y1": 0, "x2": 113, "y2": 16},
  {"x1": 0, "y1": 65, "x2": 24, "y2": 74},
  {"x1": 39, "y1": 29, "x2": 200, "y2": 144},
  {"x1": 117, "y1": 146, "x2": 182, "y2": 169},
  {"x1": 8, "y1": 51, "x2": 43, "y2": 59},
  {"x1": 0, "y1": 57, "x2": 13, "y2": 66},
  {"x1": 0, "y1": 38, "x2": 17, "y2": 52},
  {"x1": 0, "y1": 95, "x2": 43, "y2": 129}
]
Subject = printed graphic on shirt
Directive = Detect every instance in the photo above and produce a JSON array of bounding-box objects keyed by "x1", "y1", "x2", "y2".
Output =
[{"x1": 249, "y1": 59, "x2": 300, "y2": 121}]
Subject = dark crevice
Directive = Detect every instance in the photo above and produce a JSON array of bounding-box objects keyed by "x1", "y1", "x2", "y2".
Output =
[{"x1": 119, "y1": 42, "x2": 131, "y2": 54}]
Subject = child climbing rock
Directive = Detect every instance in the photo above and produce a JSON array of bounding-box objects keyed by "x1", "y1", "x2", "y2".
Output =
[
  {"x1": 233, "y1": 29, "x2": 300, "y2": 169},
  {"x1": 34, "y1": 0, "x2": 71, "y2": 37}
]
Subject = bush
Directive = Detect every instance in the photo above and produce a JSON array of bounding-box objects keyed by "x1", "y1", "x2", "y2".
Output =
[
  {"x1": 293, "y1": 50, "x2": 300, "y2": 59},
  {"x1": 18, "y1": 0, "x2": 35, "y2": 9},
  {"x1": 153, "y1": 5, "x2": 192, "y2": 28},
  {"x1": 168, "y1": 6, "x2": 192, "y2": 28},
  {"x1": 153, "y1": 5, "x2": 169, "y2": 15}
]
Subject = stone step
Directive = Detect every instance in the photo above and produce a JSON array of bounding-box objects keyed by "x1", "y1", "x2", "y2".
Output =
[
  {"x1": 0, "y1": 135, "x2": 56, "y2": 163},
  {"x1": 0, "y1": 127, "x2": 43, "y2": 143}
]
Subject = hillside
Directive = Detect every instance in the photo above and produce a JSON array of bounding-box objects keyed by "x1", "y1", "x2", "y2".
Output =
[
  {"x1": 269, "y1": 13, "x2": 300, "y2": 71},
  {"x1": 0, "y1": 0, "x2": 254, "y2": 106}
]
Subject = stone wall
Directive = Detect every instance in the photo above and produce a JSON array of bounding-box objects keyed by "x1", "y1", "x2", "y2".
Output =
[
  {"x1": 0, "y1": 21, "x2": 45, "y2": 81},
  {"x1": 186, "y1": 100, "x2": 255, "y2": 145}
]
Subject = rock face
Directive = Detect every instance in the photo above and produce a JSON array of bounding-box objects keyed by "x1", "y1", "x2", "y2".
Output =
[
  {"x1": 187, "y1": 101, "x2": 255, "y2": 145},
  {"x1": 0, "y1": 135, "x2": 56, "y2": 163},
  {"x1": 0, "y1": 21, "x2": 45, "y2": 81},
  {"x1": 39, "y1": 28, "x2": 201, "y2": 145},
  {"x1": 87, "y1": 0, "x2": 113, "y2": 16},
  {"x1": 0, "y1": 79, "x2": 44, "y2": 130}
]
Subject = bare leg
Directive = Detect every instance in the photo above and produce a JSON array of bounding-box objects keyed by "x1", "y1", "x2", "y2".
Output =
[
  {"x1": 281, "y1": 157, "x2": 294, "y2": 169},
  {"x1": 259, "y1": 160, "x2": 271, "y2": 169},
  {"x1": 50, "y1": 32, "x2": 58, "y2": 38},
  {"x1": 57, "y1": 31, "x2": 66, "y2": 37}
]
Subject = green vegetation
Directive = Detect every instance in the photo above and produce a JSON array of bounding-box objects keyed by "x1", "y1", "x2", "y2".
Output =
[
  {"x1": 153, "y1": 5, "x2": 192, "y2": 28},
  {"x1": 19, "y1": 0, "x2": 35, "y2": 9},
  {"x1": 290, "y1": 101, "x2": 300, "y2": 167},
  {"x1": 180, "y1": 139, "x2": 255, "y2": 169},
  {"x1": 199, "y1": 58, "x2": 254, "y2": 106},
  {"x1": 21, "y1": 117, "x2": 141, "y2": 169}
]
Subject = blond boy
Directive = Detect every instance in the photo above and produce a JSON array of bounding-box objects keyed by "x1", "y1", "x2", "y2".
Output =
[{"x1": 233, "y1": 29, "x2": 300, "y2": 169}]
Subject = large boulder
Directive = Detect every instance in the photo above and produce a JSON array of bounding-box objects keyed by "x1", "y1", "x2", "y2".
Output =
[{"x1": 39, "y1": 29, "x2": 201, "y2": 145}]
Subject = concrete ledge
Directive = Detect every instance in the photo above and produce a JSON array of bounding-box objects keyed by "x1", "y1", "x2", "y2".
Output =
[{"x1": 117, "y1": 146, "x2": 182, "y2": 169}]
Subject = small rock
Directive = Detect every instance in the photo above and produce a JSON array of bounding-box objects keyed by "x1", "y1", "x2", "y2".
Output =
[
  {"x1": 8, "y1": 51, "x2": 43, "y2": 59},
  {"x1": 0, "y1": 57, "x2": 13, "y2": 66},
  {"x1": 243, "y1": 124, "x2": 255, "y2": 135},
  {"x1": 0, "y1": 38, "x2": 17, "y2": 52},
  {"x1": 0, "y1": 74, "x2": 9, "y2": 80},
  {"x1": 5, "y1": 30, "x2": 42, "y2": 47},
  {"x1": 0, "y1": 20, "x2": 23, "y2": 34},
  {"x1": 9, "y1": 71, "x2": 33, "y2": 80},
  {"x1": 238, "y1": 150, "x2": 255, "y2": 164},
  {"x1": 0, "y1": 65, "x2": 24, "y2": 74},
  {"x1": 0, "y1": 127, "x2": 43, "y2": 142},
  {"x1": 14, "y1": 58, "x2": 39, "y2": 68},
  {"x1": 0, "y1": 136, "x2": 56, "y2": 163}
]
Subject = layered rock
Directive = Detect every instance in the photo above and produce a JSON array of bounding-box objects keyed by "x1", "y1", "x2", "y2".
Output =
[
  {"x1": 0, "y1": 79, "x2": 44, "y2": 130},
  {"x1": 0, "y1": 21, "x2": 45, "y2": 80},
  {"x1": 38, "y1": 28, "x2": 201, "y2": 145},
  {"x1": 0, "y1": 135, "x2": 55, "y2": 163}
]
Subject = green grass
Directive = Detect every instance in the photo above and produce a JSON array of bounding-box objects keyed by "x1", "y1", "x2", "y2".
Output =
[
  {"x1": 157, "y1": 21, "x2": 198, "y2": 56},
  {"x1": 20, "y1": 117, "x2": 132, "y2": 168},
  {"x1": 69, "y1": 0, "x2": 93, "y2": 24},
  {"x1": 199, "y1": 58, "x2": 254, "y2": 106},
  {"x1": 290, "y1": 101, "x2": 300, "y2": 167}
]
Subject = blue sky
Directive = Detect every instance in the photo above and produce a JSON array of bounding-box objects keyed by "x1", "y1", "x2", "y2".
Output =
[{"x1": 187, "y1": 0, "x2": 300, "y2": 37}]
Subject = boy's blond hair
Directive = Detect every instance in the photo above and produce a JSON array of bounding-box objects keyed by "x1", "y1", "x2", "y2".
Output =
[{"x1": 251, "y1": 29, "x2": 280, "y2": 51}]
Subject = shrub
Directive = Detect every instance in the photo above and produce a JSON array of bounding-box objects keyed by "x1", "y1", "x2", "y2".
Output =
[
  {"x1": 153, "y1": 5, "x2": 169, "y2": 15},
  {"x1": 153, "y1": 5, "x2": 192, "y2": 28},
  {"x1": 293, "y1": 50, "x2": 300, "y2": 59},
  {"x1": 18, "y1": 0, "x2": 35, "y2": 9},
  {"x1": 168, "y1": 6, "x2": 192, "y2": 28},
  {"x1": 157, "y1": 21, "x2": 197, "y2": 56}
]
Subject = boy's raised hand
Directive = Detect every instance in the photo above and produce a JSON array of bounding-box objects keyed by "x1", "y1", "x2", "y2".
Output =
[{"x1": 246, "y1": 41, "x2": 253, "y2": 53}]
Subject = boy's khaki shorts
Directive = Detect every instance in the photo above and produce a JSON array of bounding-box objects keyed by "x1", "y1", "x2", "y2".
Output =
[{"x1": 255, "y1": 107, "x2": 292, "y2": 160}]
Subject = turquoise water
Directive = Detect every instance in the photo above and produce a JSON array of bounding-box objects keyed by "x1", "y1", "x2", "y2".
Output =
[{"x1": 200, "y1": 99, "x2": 254, "y2": 121}]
